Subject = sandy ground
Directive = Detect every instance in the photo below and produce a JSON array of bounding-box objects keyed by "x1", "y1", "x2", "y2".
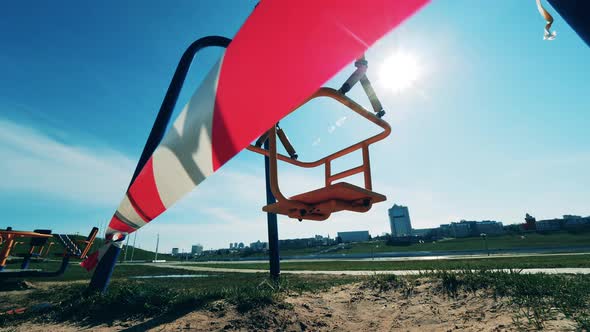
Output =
[{"x1": 1, "y1": 279, "x2": 577, "y2": 332}]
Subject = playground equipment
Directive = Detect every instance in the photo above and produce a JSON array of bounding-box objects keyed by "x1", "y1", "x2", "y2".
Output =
[
  {"x1": 246, "y1": 54, "x2": 390, "y2": 276},
  {"x1": 19, "y1": 229, "x2": 52, "y2": 270},
  {"x1": 248, "y1": 58, "x2": 390, "y2": 221},
  {"x1": 0, "y1": 227, "x2": 98, "y2": 279},
  {"x1": 82, "y1": 0, "x2": 590, "y2": 293},
  {"x1": 83, "y1": 1, "x2": 430, "y2": 292},
  {"x1": 0, "y1": 229, "x2": 52, "y2": 272}
]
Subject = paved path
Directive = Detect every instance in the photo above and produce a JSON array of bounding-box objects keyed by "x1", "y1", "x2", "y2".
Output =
[
  {"x1": 143, "y1": 263, "x2": 590, "y2": 276},
  {"x1": 167, "y1": 251, "x2": 590, "y2": 264}
]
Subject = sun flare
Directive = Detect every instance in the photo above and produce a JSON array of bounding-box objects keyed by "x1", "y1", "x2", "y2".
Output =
[{"x1": 378, "y1": 52, "x2": 422, "y2": 93}]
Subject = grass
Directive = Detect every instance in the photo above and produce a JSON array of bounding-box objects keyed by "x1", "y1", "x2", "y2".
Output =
[
  {"x1": 187, "y1": 253, "x2": 590, "y2": 271},
  {"x1": 2, "y1": 234, "x2": 590, "y2": 329},
  {"x1": 0, "y1": 273, "x2": 359, "y2": 327},
  {"x1": 2, "y1": 261, "x2": 590, "y2": 330},
  {"x1": 193, "y1": 231, "x2": 590, "y2": 260},
  {"x1": 334, "y1": 231, "x2": 590, "y2": 255},
  {"x1": 432, "y1": 271, "x2": 590, "y2": 330},
  {"x1": 1, "y1": 260, "x2": 195, "y2": 283},
  {"x1": 363, "y1": 270, "x2": 590, "y2": 330}
]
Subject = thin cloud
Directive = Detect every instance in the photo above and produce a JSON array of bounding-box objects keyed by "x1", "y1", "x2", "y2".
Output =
[
  {"x1": 0, "y1": 118, "x2": 134, "y2": 206},
  {"x1": 335, "y1": 116, "x2": 347, "y2": 127},
  {"x1": 327, "y1": 116, "x2": 347, "y2": 134}
]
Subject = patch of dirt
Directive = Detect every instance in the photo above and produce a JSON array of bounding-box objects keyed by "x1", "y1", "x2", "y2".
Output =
[{"x1": 1, "y1": 279, "x2": 577, "y2": 331}]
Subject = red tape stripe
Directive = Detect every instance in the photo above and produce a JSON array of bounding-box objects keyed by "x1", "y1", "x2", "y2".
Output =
[
  {"x1": 109, "y1": 215, "x2": 136, "y2": 233},
  {"x1": 211, "y1": 0, "x2": 428, "y2": 169},
  {"x1": 127, "y1": 157, "x2": 166, "y2": 221}
]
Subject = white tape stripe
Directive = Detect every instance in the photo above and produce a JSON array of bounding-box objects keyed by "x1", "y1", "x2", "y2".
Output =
[
  {"x1": 114, "y1": 211, "x2": 140, "y2": 230},
  {"x1": 115, "y1": 194, "x2": 148, "y2": 228},
  {"x1": 152, "y1": 55, "x2": 224, "y2": 208}
]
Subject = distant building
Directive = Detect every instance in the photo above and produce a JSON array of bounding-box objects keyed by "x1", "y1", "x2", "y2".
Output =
[
  {"x1": 389, "y1": 204, "x2": 412, "y2": 237},
  {"x1": 448, "y1": 220, "x2": 504, "y2": 237},
  {"x1": 171, "y1": 248, "x2": 179, "y2": 256},
  {"x1": 474, "y1": 220, "x2": 504, "y2": 234},
  {"x1": 438, "y1": 224, "x2": 452, "y2": 237},
  {"x1": 229, "y1": 243, "x2": 234, "y2": 249},
  {"x1": 250, "y1": 240, "x2": 268, "y2": 251},
  {"x1": 279, "y1": 235, "x2": 335, "y2": 249},
  {"x1": 563, "y1": 215, "x2": 590, "y2": 230},
  {"x1": 536, "y1": 219, "x2": 561, "y2": 232},
  {"x1": 411, "y1": 228, "x2": 434, "y2": 237},
  {"x1": 337, "y1": 231, "x2": 370, "y2": 243},
  {"x1": 533, "y1": 215, "x2": 590, "y2": 232},
  {"x1": 451, "y1": 221, "x2": 473, "y2": 237},
  {"x1": 191, "y1": 244, "x2": 203, "y2": 254}
]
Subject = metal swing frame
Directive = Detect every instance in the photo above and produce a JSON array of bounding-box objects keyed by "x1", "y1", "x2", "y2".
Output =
[{"x1": 247, "y1": 57, "x2": 391, "y2": 221}]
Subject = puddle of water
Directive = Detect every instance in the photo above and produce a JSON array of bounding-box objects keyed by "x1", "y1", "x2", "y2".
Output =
[{"x1": 129, "y1": 274, "x2": 215, "y2": 279}]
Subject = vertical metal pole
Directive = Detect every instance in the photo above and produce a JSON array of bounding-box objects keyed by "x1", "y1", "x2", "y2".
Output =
[
  {"x1": 20, "y1": 253, "x2": 32, "y2": 270},
  {"x1": 123, "y1": 236, "x2": 130, "y2": 262},
  {"x1": 87, "y1": 245, "x2": 121, "y2": 294},
  {"x1": 264, "y1": 139, "x2": 280, "y2": 279},
  {"x1": 130, "y1": 232, "x2": 137, "y2": 262},
  {"x1": 154, "y1": 234, "x2": 159, "y2": 261}
]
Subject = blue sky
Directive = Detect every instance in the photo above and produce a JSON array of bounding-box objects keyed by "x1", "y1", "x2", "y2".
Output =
[{"x1": 1, "y1": 1, "x2": 588, "y2": 252}]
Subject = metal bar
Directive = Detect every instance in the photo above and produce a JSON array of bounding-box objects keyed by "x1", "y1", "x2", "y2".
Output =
[
  {"x1": 362, "y1": 144, "x2": 372, "y2": 190},
  {"x1": 267, "y1": 126, "x2": 289, "y2": 203},
  {"x1": 265, "y1": 126, "x2": 309, "y2": 213},
  {"x1": 247, "y1": 87, "x2": 390, "y2": 168},
  {"x1": 264, "y1": 139, "x2": 280, "y2": 280},
  {"x1": 87, "y1": 245, "x2": 121, "y2": 293},
  {"x1": 276, "y1": 125, "x2": 298, "y2": 159},
  {"x1": 79, "y1": 227, "x2": 98, "y2": 259},
  {"x1": 0, "y1": 236, "x2": 14, "y2": 271},
  {"x1": 327, "y1": 165, "x2": 365, "y2": 185},
  {"x1": 20, "y1": 254, "x2": 32, "y2": 270},
  {"x1": 254, "y1": 130, "x2": 270, "y2": 147},
  {"x1": 325, "y1": 160, "x2": 331, "y2": 187},
  {"x1": 21, "y1": 243, "x2": 37, "y2": 269},
  {"x1": 123, "y1": 235, "x2": 130, "y2": 262},
  {"x1": 128, "y1": 36, "x2": 232, "y2": 187},
  {"x1": 338, "y1": 56, "x2": 367, "y2": 94},
  {"x1": 130, "y1": 232, "x2": 137, "y2": 261},
  {"x1": 360, "y1": 75, "x2": 385, "y2": 117}
]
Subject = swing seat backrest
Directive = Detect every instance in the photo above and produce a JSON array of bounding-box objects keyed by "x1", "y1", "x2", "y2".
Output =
[{"x1": 248, "y1": 87, "x2": 391, "y2": 221}]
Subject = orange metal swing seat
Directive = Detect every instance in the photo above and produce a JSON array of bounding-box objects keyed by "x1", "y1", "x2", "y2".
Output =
[{"x1": 247, "y1": 87, "x2": 391, "y2": 221}]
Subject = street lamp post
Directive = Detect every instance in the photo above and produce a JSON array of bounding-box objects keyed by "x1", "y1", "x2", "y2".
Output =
[{"x1": 480, "y1": 233, "x2": 489, "y2": 256}]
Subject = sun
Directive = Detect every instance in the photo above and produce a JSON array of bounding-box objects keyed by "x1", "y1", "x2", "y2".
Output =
[{"x1": 378, "y1": 51, "x2": 422, "y2": 93}]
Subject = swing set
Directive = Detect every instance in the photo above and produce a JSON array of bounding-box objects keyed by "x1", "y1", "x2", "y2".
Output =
[
  {"x1": 0, "y1": 227, "x2": 98, "y2": 279},
  {"x1": 248, "y1": 56, "x2": 390, "y2": 221}
]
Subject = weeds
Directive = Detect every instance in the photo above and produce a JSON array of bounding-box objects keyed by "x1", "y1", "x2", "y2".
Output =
[
  {"x1": 362, "y1": 274, "x2": 399, "y2": 292},
  {"x1": 423, "y1": 270, "x2": 590, "y2": 331},
  {"x1": 438, "y1": 271, "x2": 460, "y2": 298},
  {"x1": 362, "y1": 274, "x2": 415, "y2": 297},
  {"x1": 3, "y1": 269, "x2": 590, "y2": 331},
  {"x1": 0, "y1": 273, "x2": 358, "y2": 328}
]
